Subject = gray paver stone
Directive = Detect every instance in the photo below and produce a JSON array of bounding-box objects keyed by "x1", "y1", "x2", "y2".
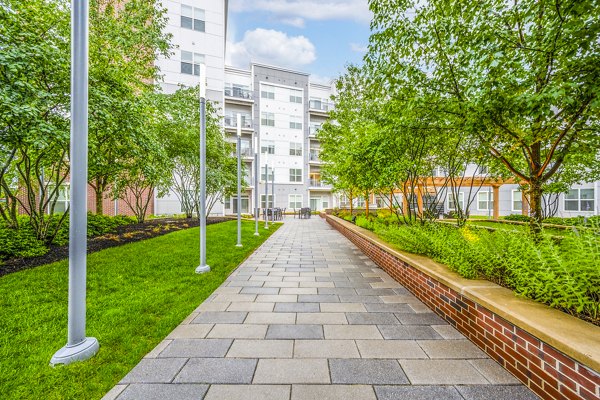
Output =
[
  {"x1": 329, "y1": 359, "x2": 409, "y2": 384},
  {"x1": 174, "y1": 358, "x2": 257, "y2": 384},
  {"x1": 274, "y1": 302, "x2": 320, "y2": 313},
  {"x1": 192, "y1": 311, "x2": 247, "y2": 324},
  {"x1": 120, "y1": 358, "x2": 187, "y2": 384},
  {"x1": 457, "y1": 385, "x2": 540, "y2": 400},
  {"x1": 158, "y1": 339, "x2": 232, "y2": 358},
  {"x1": 116, "y1": 384, "x2": 208, "y2": 400},
  {"x1": 266, "y1": 324, "x2": 324, "y2": 339},
  {"x1": 374, "y1": 385, "x2": 463, "y2": 400}
]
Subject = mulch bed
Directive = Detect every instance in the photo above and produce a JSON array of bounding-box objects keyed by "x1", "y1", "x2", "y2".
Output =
[{"x1": 0, "y1": 217, "x2": 232, "y2": 277}]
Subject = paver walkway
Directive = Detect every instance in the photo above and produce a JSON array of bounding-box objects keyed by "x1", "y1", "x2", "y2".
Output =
[{"x1": 104, "y1": 217, "x2": 539, "y2": 400}]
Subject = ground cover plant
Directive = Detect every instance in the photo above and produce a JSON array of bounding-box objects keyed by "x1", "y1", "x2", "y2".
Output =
[
  {"x1": 344, "y1": 212, "x2": 599, "y2": 325},
  {"x1": 0, "y1": 213, "x2": 137, "y2": 263},
  {"x1": 0, "y1": 220, "x2": 279, "y2": 399}
]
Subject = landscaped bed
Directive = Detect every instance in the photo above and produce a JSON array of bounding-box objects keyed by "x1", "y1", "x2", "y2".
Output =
[
  {"x1": 0, "y1": 220, "x2": 280, "y2": 400},
  {"x1": 0, "y1": 216, "x2": 231, "y2": 276},
  {"x1": 335, "y1": 211, "x2": 600, "y2": 326}
]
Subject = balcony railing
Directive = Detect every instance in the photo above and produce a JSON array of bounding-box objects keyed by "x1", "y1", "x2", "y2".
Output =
[
  {"x1": 309, "y1": 179, "x2": 328, "y2": 187},
  {"x1": 309, "y1": 100, "x2": 333, "y2": 112},
  {"x1": 240, "y1": 147, "x2": 253, "y2": 157},
  {"x1": 309, "y1": 125, "x2": 321, "y2": 136},
  {"x1": 309, "y1": 150, "x2": 321, "y2": 162},
  {"x1": 225, "y1": 85, "x2": 253, "y2": 100},
  {"x1": 224, "y1": 115, "x2": 253, "y2": 129}
]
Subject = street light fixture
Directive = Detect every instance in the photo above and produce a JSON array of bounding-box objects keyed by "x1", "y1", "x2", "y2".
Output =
[
  {"x1": 271, "y1": 160, "x2": 275, "y2": 224},
  {"x1": 51, "y1": 0, "x2": 99, "y2": 366},
  {"x1": 196, "y1": 64, "x2": 210, "y2": 274},
  {"x1": 253, "y1": 136, "x2": 259, "y2": 236},
  {"x1": 235, "y1": 113, "x2": 242, "y2": 247},
  {"x1": 264, "y1": 153, "x2": 269, "y2": 229}
]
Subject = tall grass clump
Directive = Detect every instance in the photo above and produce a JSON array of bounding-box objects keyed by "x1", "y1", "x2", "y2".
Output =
[{"x1": 373, "y1": 221, "x2": 600, "y2": 324}]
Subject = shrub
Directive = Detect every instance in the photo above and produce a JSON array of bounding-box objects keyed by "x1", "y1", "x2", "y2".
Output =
[
  {"x1": 0, "y1": 223, "x2": 47, "y2": 260},
  {"x1": 0, "y1": 214, "x2": 137, "y2": 262},
  {"x1": 370, "y1": 221, "x2": 600, "y2": 323},
  {"x1": 503, "y1": 214, "x2": 531, "y2": 222}
]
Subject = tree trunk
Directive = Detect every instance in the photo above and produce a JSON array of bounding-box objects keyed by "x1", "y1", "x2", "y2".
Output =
[
  {"x1": 95, "y1": 184, "x2": 104, "y2": 215},
  {"x1": 365, "y1": 191, "x2": 369, "y2": 217},
  {"x1": 349, "y1": 191, "x2": 354, "y2": 215},
  {"x1": 528, "y1": 179, "x2": 543, "y2": 237}
]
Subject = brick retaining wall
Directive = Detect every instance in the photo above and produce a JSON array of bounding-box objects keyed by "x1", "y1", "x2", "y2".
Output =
[{"x1": 326, "y1": 215, "x2": 600, "y2": 400}]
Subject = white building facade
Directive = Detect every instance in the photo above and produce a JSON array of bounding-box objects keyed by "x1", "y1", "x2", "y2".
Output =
[{"x1": 153, "y1": 0, "x2": 597, "y2": 219}]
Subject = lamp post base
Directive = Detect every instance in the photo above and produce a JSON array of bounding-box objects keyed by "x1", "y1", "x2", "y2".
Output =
[
  {"x1": 195, "y1": 265, "x2": 211, "y2": 274},
  {"x1": 235, "y1": 244, "x2": 243, "y2": 248},
  {"x1": 254, "y1": 232, "x2": 260, "y2": 236},
  {"x1": 50, "y1": 337, "x2": 99, "y2": 366}
]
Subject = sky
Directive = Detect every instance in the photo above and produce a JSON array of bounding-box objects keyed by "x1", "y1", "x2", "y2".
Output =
[{"x1": 225, "y1": 0, "x2": 373, "y2": 84}]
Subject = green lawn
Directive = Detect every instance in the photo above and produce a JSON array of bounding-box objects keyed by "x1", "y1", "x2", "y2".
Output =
[{"x1": 0, "y1": 220, "x2": 279, "y2": 400}]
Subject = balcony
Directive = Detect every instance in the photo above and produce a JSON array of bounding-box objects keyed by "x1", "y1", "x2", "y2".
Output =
[
  {"x1": 224, "y1": 114, "x2": 253, "y2": 130},
  {"x1": 309, "y1": 99, "x2": 333, "y2": 115},
  {"x1": 309, "y1": 125, "x2": 321, "y2": 138},
  {"x1": 309, "y1": 179, "x2": 330, "y2": 190},
  {"x1": 309, "y1": 150, "x2": 322, "y2": 164},
  {"x1": 224, "y1": 85, "x2": 253, "y2": 105}
]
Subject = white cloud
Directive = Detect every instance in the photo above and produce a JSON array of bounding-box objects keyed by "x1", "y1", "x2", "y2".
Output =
[
  {"x1": 230, "y1": 0, "x2": 371, "y2": 24},
  {"x1": 310, "y1": 74, "x2": 334, "y2": 86},
  {"x1": 350, "y1": 43, "x2": 368, "y2": 53},
  {"x1": 281, "y1": 17, "x2": 305, "y2": 28},
  {"x1": 227, "y1": 28, "x2": 316, "y2": 69}
]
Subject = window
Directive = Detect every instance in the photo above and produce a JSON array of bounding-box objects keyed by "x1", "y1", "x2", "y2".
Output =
[
  {"x1": 290, "y1": 90, "x2": 302, "y2": 103},
  {"x1": 224, "y1": 197, "x2": 231, "y2": 210},
  {"x1": 261, "y1": 141, "x2": 275, "y2": 155},
  {"x1": 322, "y1": 199, "x2": 329, "y2": 209},
  {"x1": 356, "y1": 196, "x2": 365, "y2": 208},
  {"x1": 477, "y1": 191, "x2": 493, "y2": 211},
  {"x1": 289, "y1": 168, "x2": 302, "y2": 183},
  {"x1": 232, "y1": 196, "x2": 249, "y2": 213},
  {"x1": 180, "y1": 51, "x2": 204, "y2": 75},
  {"x1": 289, "y1": 194, "x2": 302, "y2": 209},
  {"x1": 565, "y1": 188, "x2": 595, "y2": 212},
  {"x1": 181, "y1": 5, "x2": 205, "y2": 32},
  {"x1": 261, "y1": 112, "x2": 275, "y2": 127},
  {"x1": 448, "y1": 192, "x2": 464, "y2": 210},
  {"x1": 261, "y1": 194, "x2": 274, "y2": 208},
  {"x1": 289, "y1": 116, "x2": 302, "y2": 130},
  {"x1": 261, "y1": 167, "x2": 274, "y2": 181},
  {"x1": 289, "y1": 142, "x2": 302, "y2": 156},
  {"x1": 47, "y1": 184, "x2": 70, "y2": 214},
  {"x1": 261, "y1": 90, "x2": 275, "y2": 99},
  {"x1": 512, "y1": 190, "x2": 523, "y2": 212}
]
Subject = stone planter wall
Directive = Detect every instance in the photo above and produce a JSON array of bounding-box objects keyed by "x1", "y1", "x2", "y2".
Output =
[{"x1": 325, "y1": 214, "x2": 600, "y2": 400}]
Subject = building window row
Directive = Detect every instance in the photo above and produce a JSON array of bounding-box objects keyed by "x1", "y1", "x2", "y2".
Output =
[
  {"x1": 289, "y1": 142, "x2": 302, "y2": 156},
  {"x1": 261, "y1": 112, "x2": 275, "y2": 127},
  {"x1": 180, "y1": 51, "x2": 204, "y2": 76},
  {"x1": 181, "y1": 5, "x2": 205, "y2": 32},
  {"x1": 565, "y1": 188, "x2": 594, "y2": 212}
]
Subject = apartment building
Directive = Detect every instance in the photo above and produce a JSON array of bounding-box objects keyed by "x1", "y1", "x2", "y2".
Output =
[
  {"x1": 220, "y1": 64, "x2": 335, "y2": 215},
  {"x1": 153, "y1": 0, "x2": 336, "y2": 216}
]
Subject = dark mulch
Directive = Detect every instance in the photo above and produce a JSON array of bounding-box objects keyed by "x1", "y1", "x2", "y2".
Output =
[{"x1": 0, "y1": 217, "x2": 232, "y2": 277}]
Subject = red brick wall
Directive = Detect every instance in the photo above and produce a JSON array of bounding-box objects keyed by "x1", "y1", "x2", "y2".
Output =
[{"x1": 326, "y1": 216, "x2": 600, "y2": 400}]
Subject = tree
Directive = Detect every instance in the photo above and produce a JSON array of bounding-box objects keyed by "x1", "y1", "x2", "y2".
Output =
[
  {"x1": 158, "y1": 86, "x2": 238, "y2": 219},
  {"x1": 87, "y1": 0, "x2": 171, "y2": 214},
  {"x1": 367, "y1": 0, "x2": 600, "y2": 233},
  {"x1": 0, "y1": 0, "x2": 71, "y2": 242}
]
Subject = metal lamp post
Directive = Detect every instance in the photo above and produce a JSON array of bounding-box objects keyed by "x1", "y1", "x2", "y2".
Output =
[
  {"x1": 51, "y1": 0, "x2": 99, "y2": 366},
  {"x1": 264, "y1": 154, "x2": 269, "y2": 229},
  {"x1": 253, "y1": 136, "x2": 259, "y2": 236},
  {"x1": 235, "y1": 114, "x2": 242, "y2": 247},
  {"x1": 271, "y1": 161, "x2": 275, "y2": 223},
  {"x1": 196, "y1": 64, "x2": 210, "y2": 274}
]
